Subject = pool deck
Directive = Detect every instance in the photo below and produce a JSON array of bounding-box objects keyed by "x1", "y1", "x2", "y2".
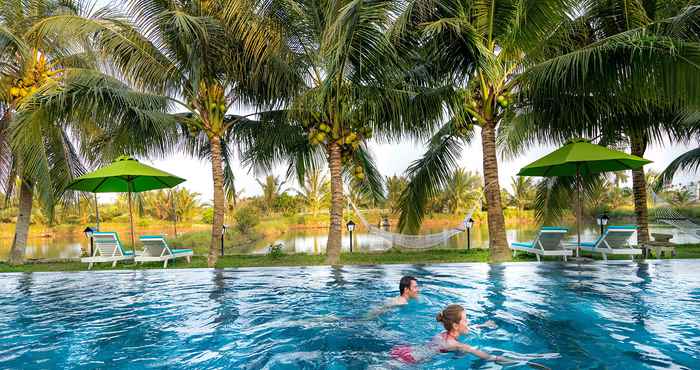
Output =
[{"x1": 1, "y1": 244, "x2": 700, "y2": 273}]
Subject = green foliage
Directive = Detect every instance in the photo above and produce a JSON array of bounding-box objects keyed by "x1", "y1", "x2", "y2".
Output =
[
  {"x1": 137, "y1": 218, "x2": 151, "y2": 227},
  {"x1": 664, "y1": 187, "x2": 696, "y2": 208},
  {"x1": 268, "y1": 243, "x2": 285, "y2": 258},
  {"x1": 385, "y1": 175, "x2": 408, "y2": 214},
  {"x1": 201, "y1": 208, "x2": 214, "y2": 224},
  {"x1": 440, "y1": 169, "x2": 482, "y2": 215},
  {"x1": 62, "y1": 215, "x2": 80, "y2": 225},
  {"x1": 137, "y1": 189, "x2": 202, "y2": 222},
  {"x1": 112, "y1": 214, "x2": 129, "y2": 223},
  {"x1": 297, "y1": 169, "x2": 330, "y2": 216},
  {"x1": 506, "y1": 177, "x2": 537, "y2": 211},
  {"x1": 234, "y1": 206, "x2": 260, "y2": 235},
  {"x1": 256, "y1": 175, "x2": 286, "y2": 215},
  {"x1": 275, "y1": 193, "x2": 301, "y2": 216},
  {"x1": 168, "y1": 229, "x2": 260, "y2": 255}
]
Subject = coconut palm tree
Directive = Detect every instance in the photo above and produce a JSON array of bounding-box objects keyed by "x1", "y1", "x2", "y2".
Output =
[
  {"x1": 28, "y1": 0, "x2": 299, "y2": 266},
  {"x1": 256, "y1": 175, "x2": 286, "y2": 215},
  {"x1": 508, "y1": 177, "x2": 536, "y2": 212},
  {"x1": 667, "y1": 187, "x2": 695, "y2": 208},
  {"x1": 297, "y1": 169, "x2": 329, "y2": 216},
  {"x1": 1, "y1": 0, "x2": 175, "y2": 265},
  {"x1": 391, "y1": 0, "x2": 579, "y2": 260},
  {"x1": 385, "y1": 175, "x2": 408, "y2": 214},
  {"x1": 503, "y1": 2, "x2": 700, "y2": 244},
  {"x1": 394, "y1": 0, "x2": 700, "y2": 261},
  {"x1": 233, "y1": 0, "x2": 441, "y2": 264},
  {"x1": 441, "y1": 169, "x2": 482, "y2": 215},
  {"x1": 612, "y1": 171, "x2": 629, "y2": 188}
]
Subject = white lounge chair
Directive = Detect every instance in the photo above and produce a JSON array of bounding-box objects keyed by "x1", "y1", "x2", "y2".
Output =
[
  {"x1": 81, "y1": 231, "x2": 134, "y2": 269},
  {"x1": 135, "y1": 236, "x2": 193, "y2": 268},
  {"x1": 577, "y1": 225, "x2": 642, "y2": 260},
  {"x1": 510, "y1": 227, "x2": 572, "y2": 261}
]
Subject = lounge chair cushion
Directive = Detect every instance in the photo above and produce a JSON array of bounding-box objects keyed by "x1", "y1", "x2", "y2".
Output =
[
  {"x1": 579, "y1": 241, "x2": 597, "y2": 247},
  {"x1": 608, "y1": 225, "x2": 637, "y2": 230},
  {"x1": 511, "y1": 242, "x2": 534, "y2": 248},
  {"x1": 172, "y1": 249, "x2": 193, "y2": 254},
  {"x1": 123, "y1": 251, "x2": 135, "y2": 256},
  {"x1": 541, "y1": 226, "x2": 568, "y2": 231}
]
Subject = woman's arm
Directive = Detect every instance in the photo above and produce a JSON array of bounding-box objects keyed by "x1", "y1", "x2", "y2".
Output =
[
  {"x1": 453, "y1": 343, "x2": 514, "y2": 364},
  {"x1": 472, "y1": 320, "x2": 497, "y2": 330}
]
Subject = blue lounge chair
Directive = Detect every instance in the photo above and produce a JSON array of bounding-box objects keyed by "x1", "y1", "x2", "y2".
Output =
[
  {"x1": 135, "y1": 236, "x2": 193, "y2": 268},
  {"x1": 578, "y1": 225, "x2": 642, "y2": 260},
  {"x1": 510, "y1": 227, "x2": 572, "y2": 261},
  {"x1": 81, "y1": 231, "x2": 134, "y2": 269}
]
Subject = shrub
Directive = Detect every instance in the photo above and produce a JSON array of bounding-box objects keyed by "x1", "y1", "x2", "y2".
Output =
[
  {"x1": 234, "y1": 206, "x2": 260, "y2": 235},
  {"x1": 268, "y1": 243, "x2": 285, "y2": 258},
  {"x1": 113, "y1": 214, "x2": 130, "y2": 223},
  {"x1": 201, "y1": 207, "x2": 214, "y2": 224},
  {"x1": 63, "y1": 215, "x2": 81, "y2": 225}
]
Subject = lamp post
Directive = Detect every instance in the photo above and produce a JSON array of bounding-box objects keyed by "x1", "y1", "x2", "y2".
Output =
[
  {"x1": 221, "y1": 224, "x2": 228, "y2": 257},
  {"x1": 346, "y1": 220, "x2": 356, "y2": 253},
  {"x1": 83, "y1": 226, "x2": 95, "y2": 257},
  {"x1": 596, "y1": 213, "x2": 609, "y2": 236},
  {"x1": 466, "y1": 218, "x2": 474, "y2": 251},
  {"x1": 381, "y1": 216, "x2": 390, "y2": 231}
]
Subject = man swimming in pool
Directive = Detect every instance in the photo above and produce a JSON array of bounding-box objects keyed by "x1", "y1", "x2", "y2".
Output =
[
  {"x1": 390, "y1": 275, "x2": 420, "y2": 306},
  {"x1": 366, "y1": 276, "x2": 420, "y2": 318}
]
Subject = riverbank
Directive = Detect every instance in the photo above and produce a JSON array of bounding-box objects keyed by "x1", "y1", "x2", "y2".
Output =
[{"x1": 1, "y1": 245, "x2": 699, "y2": 273}]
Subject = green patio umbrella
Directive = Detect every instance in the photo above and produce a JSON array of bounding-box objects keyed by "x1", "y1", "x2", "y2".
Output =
[
  {"x1": 518, "y1": 139, "x2": 651, "y2": 257},
  {"x1": 66, "y1": 156, "x2": 185, "y2": 252}
]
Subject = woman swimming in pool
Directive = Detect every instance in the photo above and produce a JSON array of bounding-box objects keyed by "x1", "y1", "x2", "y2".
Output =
[{"x1": 390, "y1": 304, "x2": 507, "y2": 365}]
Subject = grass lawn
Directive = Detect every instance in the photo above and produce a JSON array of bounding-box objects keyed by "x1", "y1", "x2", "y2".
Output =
[{"x1": 1, "y1": 244, "x2": 699, "y2": 273}]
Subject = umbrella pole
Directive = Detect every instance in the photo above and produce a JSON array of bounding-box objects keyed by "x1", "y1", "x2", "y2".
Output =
[
  {"x1": 171, "y1": 189, "x2": 177, "y2": 238},
  {"x1": 94, "y1": 193, "x2": 100, "y2": 231},
  {"x1": 576, "y1": 166, "x2": 581, "y2": 258},
  {"x1": 128, "y1": 190, "x2": 135, "y2": 254}
]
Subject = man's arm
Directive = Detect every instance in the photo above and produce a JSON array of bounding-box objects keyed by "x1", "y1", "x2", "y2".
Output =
[{"x1": 364, "y1": 297, "x2": 404, "y2": 319}]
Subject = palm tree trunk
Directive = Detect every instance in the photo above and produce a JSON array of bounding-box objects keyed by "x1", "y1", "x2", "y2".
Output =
[
  {"x1": 480, "y1": 122, "x2": 510, "y2": 262},
  {"x1": 630, "y1": 136, "x2": 650, "y2": 244},
  {"x1": 208, "y1": 135, "x2": 226, "y2": 267},
  {"x1": 8, "y1": 181, "x2": 33, "y2": 265},
  {"x1": 325, "y1": 142, "x2": 343, "y2": 265}
]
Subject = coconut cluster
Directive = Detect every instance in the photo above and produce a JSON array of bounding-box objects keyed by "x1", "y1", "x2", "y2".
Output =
[
  {"x1": 307, "y1": 122, "x2": 372, "y2": 148},
  {"x1": 306, "y1": 122, "x2": 373, "y2": 181},
  {"x1": 496, "y1": 93, "x2": 512, "y2": 108},
  {"x1": 455, "y1": 120, "x2": 474, "y2": 136},
  {"x1": 187, "y1": 82, "x2": 227, "y2": 136},
  {"x1": 7, "y1": 54, "x2": 59, "y2": 101}
]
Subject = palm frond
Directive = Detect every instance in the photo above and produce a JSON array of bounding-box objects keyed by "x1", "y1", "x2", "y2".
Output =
[
  {"x1": 533, "y1": 173, "x2": 606, "y2": 224},
  {"x1": 656, "y1": 147, "x2": 700, "y2": 190},
  {"x1": 12, "y1": 68, "x2": 178, "y2": 169},
  {"x1": 397, "y1": 121, "x2": 466, "y2": 233},
  {"x1": 348, "y1": 144, "x2": 384, "y2": 203}
]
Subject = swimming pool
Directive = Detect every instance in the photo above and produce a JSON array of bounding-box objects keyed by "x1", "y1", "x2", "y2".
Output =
[{"x1": 1, "y1": 261, "x2": 698, "y2": 369}]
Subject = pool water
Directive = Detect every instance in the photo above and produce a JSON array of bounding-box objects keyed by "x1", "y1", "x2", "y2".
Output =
[{"x1": 1, "y1": 261, "x2": 699, "y2": 369}]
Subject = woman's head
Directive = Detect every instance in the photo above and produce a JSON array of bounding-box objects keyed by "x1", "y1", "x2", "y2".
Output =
[{"x1": 436, "y1": 304, "x2": 469, "y2": 334}]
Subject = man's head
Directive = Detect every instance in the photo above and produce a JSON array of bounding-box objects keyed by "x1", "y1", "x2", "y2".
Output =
[{"x1": 399, "y1": 276, "x2": 419, "y2": 298}]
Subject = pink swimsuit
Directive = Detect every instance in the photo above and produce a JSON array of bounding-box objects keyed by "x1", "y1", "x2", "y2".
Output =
[{"x1": 390, "y1": 333, "x2": 454, "y2": 364}]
